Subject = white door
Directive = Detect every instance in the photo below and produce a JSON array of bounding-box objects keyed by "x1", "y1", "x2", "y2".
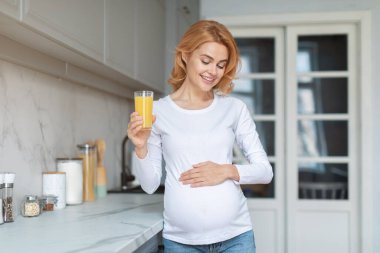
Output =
[
  {"x1": 286, "y1": 24, "x2": 358, "y2": 253},
  {"x1": 230, "y1": 24, "x2": 359, "y2": 253},
  {"x1": 231, "y1": 27, "x2": 285, "y2": 253}
]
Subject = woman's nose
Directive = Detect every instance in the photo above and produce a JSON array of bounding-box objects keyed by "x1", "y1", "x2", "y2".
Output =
[{"x1": 208, "y1": 64, "x2": 217, "y2": 75}]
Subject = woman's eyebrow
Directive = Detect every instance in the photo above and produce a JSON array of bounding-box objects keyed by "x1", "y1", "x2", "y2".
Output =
[{"x1": 200, "y1": 54, "x2": 228, "y2": 63}]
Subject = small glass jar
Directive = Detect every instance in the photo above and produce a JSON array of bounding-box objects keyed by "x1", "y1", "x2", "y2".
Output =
[
  {"x1": 21, "y1": 195, "x2": 41, "y2": 217},
  {"x1": 39, "y1": 195, "x2": 58, "y2": 211}
]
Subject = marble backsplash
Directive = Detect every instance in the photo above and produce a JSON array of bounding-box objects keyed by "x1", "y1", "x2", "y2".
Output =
[{"x1": 0, "y1": 59, "x2": 132, "y2": 206}]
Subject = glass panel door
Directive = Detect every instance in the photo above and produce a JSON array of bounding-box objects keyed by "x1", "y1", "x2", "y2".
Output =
[
  {"x1": 230, "y1": 27, "x2": 285, "y2": 253},
  {"x1": 296, "y1": 34, "x2": 350, "y2": 200},
  {"x1": 232, "y1": 37, "x2": 276, "y2": 198},
  {"x1": 287, "y1": 24, "x2": 358, "y2": 253}
]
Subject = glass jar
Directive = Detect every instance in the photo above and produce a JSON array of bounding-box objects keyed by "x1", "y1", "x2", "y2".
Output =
[
  {"x1": 77, "y1": 144, "x2": 97, "y2": 202},
  {"x1": 21, "y1": 195, "x2": 41, "y2": 217},
  {"x1": 39, "y1": 195, "x2": 58, "y2": 211},
  {"x1": 3, "y1": 173, "x2": 15, "y2": 223}
]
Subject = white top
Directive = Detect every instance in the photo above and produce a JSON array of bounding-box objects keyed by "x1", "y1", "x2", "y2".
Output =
[{"x1": 134, "y1": 94, "x2": 273, "y2": 245}]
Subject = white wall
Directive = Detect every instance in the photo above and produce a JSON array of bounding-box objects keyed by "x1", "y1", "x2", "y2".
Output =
[
  {"x1": 0, "y1": 59, "x2": 131, "y2": 207},
  {"x1": 201, "y1": 0, "x2": 380, "y2": 251}
]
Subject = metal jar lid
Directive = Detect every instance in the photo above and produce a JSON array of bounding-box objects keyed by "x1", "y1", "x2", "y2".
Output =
[
  {"x1": 41, "y1": 194, "x2": 58, "y2": 204},
  {"x1": 77, "y1": 144, "x2": 96, "y2": 150},
  {"x1": 25, "y1": 195, "x2": 39, "y2": 201}
]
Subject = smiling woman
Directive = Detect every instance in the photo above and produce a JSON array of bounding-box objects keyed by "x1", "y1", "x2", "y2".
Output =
[
  {"x1": 168, "y1": 20, "x2": 239, "y2": 95},
  {"x1": 181, "y1": 42, "x2": 228, "y2": 92},
  {"x1": 127, "y1": 20, "x2": 273, "y2": 253}
]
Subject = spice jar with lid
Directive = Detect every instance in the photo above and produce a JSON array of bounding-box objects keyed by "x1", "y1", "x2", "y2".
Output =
[
  {"x1": 3, "y1": 172, "x2": 15, "y2": 222},
  {"x1": 39, "y1": 195, "x2": 58, "y2": 211},
  {"x1": 77, "y1": 144, "x2": 97, "y2": 202},
  {"x1": 21, "y1": 195, "x2": 40, "y2": 217}
]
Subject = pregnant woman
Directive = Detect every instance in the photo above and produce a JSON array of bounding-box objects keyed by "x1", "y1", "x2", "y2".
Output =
[{"x1": 127, "y1": 20, "x2": 273, "y2": 253}]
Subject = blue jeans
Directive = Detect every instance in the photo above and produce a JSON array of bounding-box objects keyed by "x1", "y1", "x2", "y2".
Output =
[{"x1": 163, "y1": 230, "x2": 256, "y2": 253}]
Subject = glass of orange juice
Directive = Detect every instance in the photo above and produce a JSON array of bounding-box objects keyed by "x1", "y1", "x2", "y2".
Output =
[{"x1": 134, "y1": 91, "x2": 154, "y2": 130}]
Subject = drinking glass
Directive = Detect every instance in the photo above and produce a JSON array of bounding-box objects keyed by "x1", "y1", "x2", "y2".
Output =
[{"x1": 134, "y1": 91, "x2": 154, "y2": 130}]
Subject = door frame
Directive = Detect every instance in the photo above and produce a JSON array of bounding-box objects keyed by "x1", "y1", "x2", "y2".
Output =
[{"x1": 213, "y1": 11, "x2": 373, "y2": 253}]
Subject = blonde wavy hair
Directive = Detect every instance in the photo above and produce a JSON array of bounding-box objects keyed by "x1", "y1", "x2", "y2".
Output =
[{"x1": 168, "y1": 20, "x2": 240, "y2": 95}]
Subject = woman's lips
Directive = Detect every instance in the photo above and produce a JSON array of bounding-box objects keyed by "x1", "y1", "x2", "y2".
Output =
[{"x1": 200, "y1": 74, "x2": 215, "y2": 84}]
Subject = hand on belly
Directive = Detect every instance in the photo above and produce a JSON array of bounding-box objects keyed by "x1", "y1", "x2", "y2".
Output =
[{"x1": 179, "y1": 161, "x2": 239, "y2": 187}]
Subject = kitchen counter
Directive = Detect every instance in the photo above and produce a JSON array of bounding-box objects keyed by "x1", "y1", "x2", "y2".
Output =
[{"x1": 0, "y1": 194, "x2": 164, "y2": 253}]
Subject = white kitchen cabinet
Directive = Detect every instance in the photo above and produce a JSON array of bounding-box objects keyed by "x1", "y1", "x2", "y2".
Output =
[
  {"x1": 22, "y1": 0, "x2": 104, "y2": 62},
  {"x1": 0, "y1": 0, "x2": 175, "y2": 97},
  {"x1": 102, "y1": 0, "x2": 166, "y2": 91},
  {"x1": 164, "y1": 0, "x2": 199, "y2": 93},
  {"x1": 177, "y1": 0, "x2": 200, "y2": 39},
  {"x1": 134, "y1": 0, "x2": 165, "y2": 90},
  {"x1": 105, "y1": 0, "x2": 135, "y2": 78},
  {"x1": 0, "y1": 0, "x2": 19, "y2": 19}
]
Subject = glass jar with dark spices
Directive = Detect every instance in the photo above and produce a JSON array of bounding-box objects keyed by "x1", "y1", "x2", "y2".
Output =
[
  {"x1": 40, "y1": 195, "x2": 58, "y2": 211},
  {"x1": 3, "y1": 173, "x2": 15, "y2": 222}
]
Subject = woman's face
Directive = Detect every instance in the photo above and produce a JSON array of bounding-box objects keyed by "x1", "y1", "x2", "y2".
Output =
[{"x1": 183, "y1": 42, "x2": 228, "y2": 92}]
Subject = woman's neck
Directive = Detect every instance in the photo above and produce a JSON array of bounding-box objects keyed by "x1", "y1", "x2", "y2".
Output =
[{"x1": 170, "y1": 83, "x2": 214, "y2": 110}]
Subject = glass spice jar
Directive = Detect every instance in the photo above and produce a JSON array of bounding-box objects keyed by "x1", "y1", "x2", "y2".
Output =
[
  {"x1": 21, "y1": 195, "x2": 41, "y2": 217},
  {"x1": 40, "y1": 195, "x2": 58, "y2": 211},
  {"x1": 3, "y1": 173, "x2": 15, "y2": 222}
]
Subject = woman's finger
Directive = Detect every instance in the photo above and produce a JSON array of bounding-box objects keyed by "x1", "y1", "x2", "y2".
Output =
[
  {"x1": 131, "y1": 125, "x2": 143, "y2": 135},
  {"x1": 129, "y1": 120, "x2": 143, "y2": 130},
  {"x1": 181, "y1": 177, "x2": 204, "y2": 185}
]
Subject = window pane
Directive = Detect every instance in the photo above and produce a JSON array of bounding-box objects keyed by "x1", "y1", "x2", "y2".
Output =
[
  {"x1": 298, "y1": 120, "x2": 348, "y2": 156},
  {"x1": 235, "y1": 38, "x2": 275, "y2": 73},
  {"x1": 297, "y1": 35, "x2": 347, "y2": 71},
  {"x1": 256, "y1": 121, "x2": 275, "y2": 156},
  {"x1": 233, "y1": 79, "x2": 275, "y2": 115},
  {"x1": 233, "y1": 121, "x2": 274, "y2": 159},
  {"x1": 298, "y1": 78, "x2": 348, "y2": 114},
  {"x1": 298, "y1": 163, "x2": 348, "y2": 200},
  {"x1": 242, "y1": 163, "x2": 275, "y2": 198}
]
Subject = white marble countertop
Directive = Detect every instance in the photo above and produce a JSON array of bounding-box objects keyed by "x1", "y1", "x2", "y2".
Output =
[{"x1": 0, "y1": 194, "x2": 164, "y2": 253}]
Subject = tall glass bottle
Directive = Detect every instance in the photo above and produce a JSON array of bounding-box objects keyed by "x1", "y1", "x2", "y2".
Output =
[{"x1": 77, "y1": 144, "x2": 97, "y2": 201}]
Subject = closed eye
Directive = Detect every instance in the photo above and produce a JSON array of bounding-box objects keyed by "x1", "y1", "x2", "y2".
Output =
[{"x1": 217, "y1": 64, "x2": 226, "y2": 69}]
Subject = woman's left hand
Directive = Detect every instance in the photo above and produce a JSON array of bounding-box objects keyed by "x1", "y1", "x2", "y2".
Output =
[{"x1": 179, "y1": 161, "x2": 240, "y2": 187}]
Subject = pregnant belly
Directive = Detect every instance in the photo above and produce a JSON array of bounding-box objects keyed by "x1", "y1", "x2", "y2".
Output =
[{"x1": 164, "y1": 181, "x2": 244, "y2": 233}]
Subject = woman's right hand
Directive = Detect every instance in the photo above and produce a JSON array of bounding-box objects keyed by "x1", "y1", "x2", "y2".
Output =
[{"x1": 127, "y1": 112, "x2": 155, "y2": 158}]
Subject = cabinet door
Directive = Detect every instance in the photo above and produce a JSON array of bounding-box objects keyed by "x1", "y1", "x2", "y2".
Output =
[
  {"x1": 23, "y1": 0, "x2": 104, "y2": 62},
  {"x1": 105, "y1": 0, "x2": 135, "y2": 78},
  {"x1": 0, "y1": 0, "x2": 19, "y2": 19},
  {"x1": 135, "y1": 0, "x2": 165, "y2": 90}
]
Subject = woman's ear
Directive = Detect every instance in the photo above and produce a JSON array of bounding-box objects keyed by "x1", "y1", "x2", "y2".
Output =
[{"x1": 181, "y1": 52, "x2": 188, "y2": 64}]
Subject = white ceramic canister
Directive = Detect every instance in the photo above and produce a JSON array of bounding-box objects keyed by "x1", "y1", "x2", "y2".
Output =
[
  {"x1": 56, "y1": 158, "x2": 83, "y2": 205},
  {"x1": 42, "y1": 172, "x2": 66, "y2": 209}
]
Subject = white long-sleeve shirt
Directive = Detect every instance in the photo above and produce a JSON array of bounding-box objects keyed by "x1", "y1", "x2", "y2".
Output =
[{"x1": 134, "y1": 94, "x2": 273, "y2": 245}]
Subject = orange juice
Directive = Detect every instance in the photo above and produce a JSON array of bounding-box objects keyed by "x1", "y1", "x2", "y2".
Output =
[{"x1": 134, "y1": 91, "x2": 153, "y2": 129}]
